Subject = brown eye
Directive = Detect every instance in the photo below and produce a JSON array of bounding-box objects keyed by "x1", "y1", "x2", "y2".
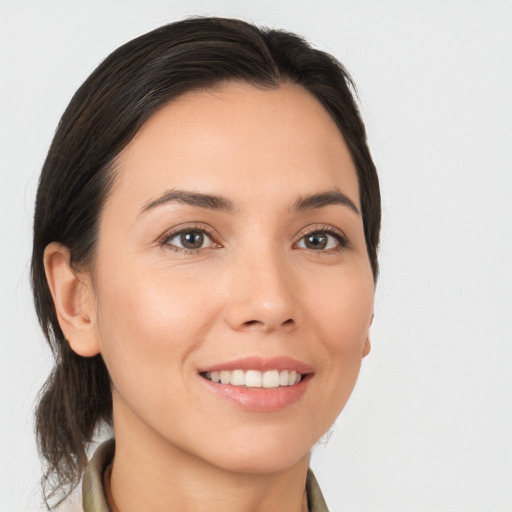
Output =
[
  {"x1": 296, "y1": 230, "x2": 344, "y2": 251},
  {"x1": 164, "y1": 229, "x2": 215, "y2": 251},
  {"x1": 303, "y1": 232, "x2": 328, "y2": 250},
  {"x1": 180, "y1": 231, "x2": 204, "y2": 249}
]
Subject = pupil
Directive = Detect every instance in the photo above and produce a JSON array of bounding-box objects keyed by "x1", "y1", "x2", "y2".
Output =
[
  {"x1": 306, "y1": 232, "x2": 327, "y2": 250},
  {"x1": 181, "y1": 231, "x2": 204, "y2": 249}
]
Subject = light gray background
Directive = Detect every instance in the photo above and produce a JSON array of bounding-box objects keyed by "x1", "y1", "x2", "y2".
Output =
[{"x1": 1, "y1": 1, "x2": 511, "y2": 511}]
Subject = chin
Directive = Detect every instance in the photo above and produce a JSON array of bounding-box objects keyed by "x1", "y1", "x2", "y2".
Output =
[
  {"x1": 198, "y1": 428, "x2": 314, "y2": 475},
  {"x1": 215, "y1": 451, "x2": 310, "y2": 476}
]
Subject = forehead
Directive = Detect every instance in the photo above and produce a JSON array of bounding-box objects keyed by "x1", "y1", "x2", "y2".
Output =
[{"x1": 111, "y1": 82, "x2": 359, "y2": 210}]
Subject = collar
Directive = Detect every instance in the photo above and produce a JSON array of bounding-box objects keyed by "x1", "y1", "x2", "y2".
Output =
[{"x1": 82, "y1": 439, "x2": 328, "y2": 512}]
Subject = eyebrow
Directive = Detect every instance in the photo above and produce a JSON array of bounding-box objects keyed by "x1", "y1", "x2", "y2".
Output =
[
  {"x1": 139, "y1": 187, "x2": 359, "y2": 217},
  {"x1": 139, "y1": 189, "x2": 236, "y2": 216},
  {"x1": 293, "y1": 188, "x2": 360, "y2": 215}
]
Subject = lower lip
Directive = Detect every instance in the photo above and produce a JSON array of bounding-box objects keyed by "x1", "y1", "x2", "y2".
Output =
[{"x1": 200, "y1": 374, "x2": 312, "y2": 412}]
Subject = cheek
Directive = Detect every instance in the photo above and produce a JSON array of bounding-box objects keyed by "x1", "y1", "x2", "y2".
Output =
[
  {"x1": 305, "y1": 264, "x2": 373, "y2": 423},
  {"x1": 93, "y1": 264, "x2": 216, "y2": 390},
  {"x1": 309, "y1": 262, "x2": 374, "y2": 351}
]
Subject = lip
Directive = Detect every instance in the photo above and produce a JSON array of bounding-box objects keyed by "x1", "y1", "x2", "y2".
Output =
[
  {"x1": 197, "y1": 356, "x2": 313, "y2": 412},
  {"x1": 198, "y1": 356, "x2": 313, "y2": 374}
]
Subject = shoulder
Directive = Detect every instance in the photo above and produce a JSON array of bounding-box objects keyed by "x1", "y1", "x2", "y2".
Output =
[
  {"x1": 55, "y1": 438, "x2": 115, "y2": 512},
  {"x1": 307, "y1": 468, "x2": 329, "y2": 512}
]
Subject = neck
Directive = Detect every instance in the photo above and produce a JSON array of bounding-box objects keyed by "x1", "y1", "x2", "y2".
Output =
[{"x1": 108, "y1": 397, "x2": 310, "y2": 512}]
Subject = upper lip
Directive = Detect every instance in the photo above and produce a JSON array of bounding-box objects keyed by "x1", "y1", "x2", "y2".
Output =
[{"x1": 198, "y1": 356, "x2": 313, "y2": 374}]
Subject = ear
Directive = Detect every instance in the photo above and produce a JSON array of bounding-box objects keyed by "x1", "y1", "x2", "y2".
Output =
[
  {"x1": 362, "y1": 337, "x2": 371, "y2": 358},
  {"x1": 43, "y1": 242, "x2": 100, "y2": 357},
  {"x1": 362, "y1": 311, "x2": 374, "y2": 358}
]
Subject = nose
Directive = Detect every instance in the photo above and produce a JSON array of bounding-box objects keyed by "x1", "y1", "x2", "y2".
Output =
[{"x1": 223, "y1": 250, "x2": 300, "y2": 334}]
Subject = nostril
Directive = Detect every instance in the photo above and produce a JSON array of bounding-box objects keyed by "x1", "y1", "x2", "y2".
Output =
[
  {"x1": 238, "y1": 317, "x2": 296, "y2": 335},
  {"x1": 243, "y1": 318, "x2": 294, "y2": 328}
]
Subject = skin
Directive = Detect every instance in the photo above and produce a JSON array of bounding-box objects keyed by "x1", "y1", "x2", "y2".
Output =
[{"x1": 44, "y1": 82, "x2": 374, "y2": 512}]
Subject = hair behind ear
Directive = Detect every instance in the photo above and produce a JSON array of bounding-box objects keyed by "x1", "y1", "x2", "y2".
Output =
[{"x1": 35, "y1": 344, "x2": 112, "y2": 507}]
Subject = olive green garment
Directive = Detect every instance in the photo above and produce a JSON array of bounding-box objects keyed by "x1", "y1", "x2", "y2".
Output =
[{"x1": 82, "y1": 439, "x2": 329, "y2": 512}]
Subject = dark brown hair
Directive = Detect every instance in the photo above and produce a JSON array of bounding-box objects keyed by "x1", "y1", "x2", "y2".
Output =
[{"x1": 32, "y1": 16, "x2": 381, "y2": 509}]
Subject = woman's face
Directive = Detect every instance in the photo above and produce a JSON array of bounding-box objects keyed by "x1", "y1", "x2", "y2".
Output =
[{"x1": 87, "y1": 82, "x2": 374, "y2": 474}]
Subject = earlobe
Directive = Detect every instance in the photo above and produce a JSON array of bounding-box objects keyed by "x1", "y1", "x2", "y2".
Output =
[
  {"x1": 43, "y1": 242, "x2": 100, "y2": 357},
  {"x1": 362, "y1": 337, "x2": 371, "y2": 358},
  {"x1": 362, "y1": 311, "x2": 374, "y2": 358}
]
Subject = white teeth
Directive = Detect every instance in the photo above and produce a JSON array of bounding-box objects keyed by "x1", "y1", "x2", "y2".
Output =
[
  {"x1": 262, "y1": 370, "x2": 280, "y2": 388},
  {"x1": 245, "y1": 370, "x2": 262, "y2": 388},
  {"x1": 204, "y1": 369, "x2": 304, "y2": 388},
  {"x1": 231, "y1": 369, "x2": 245, "y2": 386}
]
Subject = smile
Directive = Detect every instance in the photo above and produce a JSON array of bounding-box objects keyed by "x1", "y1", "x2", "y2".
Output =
[
  {"x1": 198, "y1": 357, "x2": 313, "y2": 411},
  {"x1": 203, "y1": 369, "x2": 303, "y2": 388}
]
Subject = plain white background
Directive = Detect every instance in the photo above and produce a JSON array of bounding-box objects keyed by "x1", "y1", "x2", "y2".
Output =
[{"x1": 1, "y1": 1, "x2": 511, "y2": 511}]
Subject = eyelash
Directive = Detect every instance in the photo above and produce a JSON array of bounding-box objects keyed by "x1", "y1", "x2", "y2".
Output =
[
  {"x1": 158, "y1": 223, "x2": 348, "y2": 255},
  {"x1": 158, "y1": 224, "x2": 220, "y2": 255},
  {"x1": 294, "y1": 224, "x2": 349, "y2": 253}
]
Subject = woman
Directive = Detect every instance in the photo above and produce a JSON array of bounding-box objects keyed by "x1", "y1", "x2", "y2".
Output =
[{"x1": 32, "y1": 16, "x2": 380, "y2": 512}]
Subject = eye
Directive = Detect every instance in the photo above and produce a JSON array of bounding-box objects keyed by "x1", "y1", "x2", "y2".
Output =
[
  {"x1": 162, "y1": 228, "x2": 217, "y2": 252},
  {"x1": 295, "y1": 229, "x2": 346, "y2": 251}
]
